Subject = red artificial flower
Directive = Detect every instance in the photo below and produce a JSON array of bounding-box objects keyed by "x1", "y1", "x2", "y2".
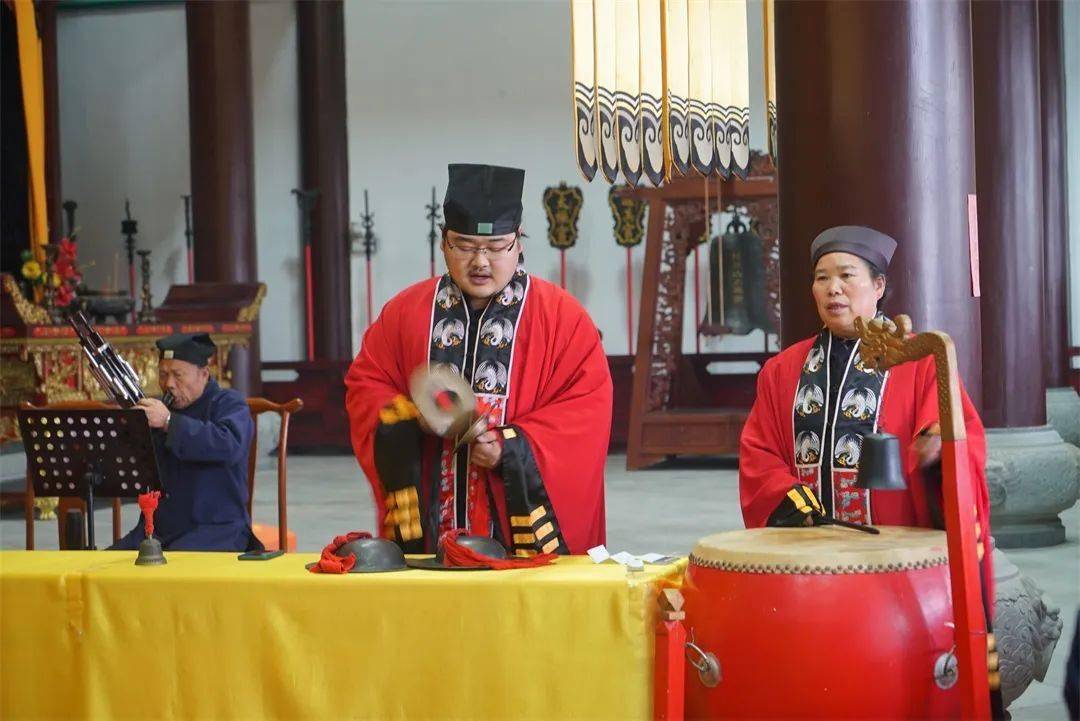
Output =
[
  {"x1": 55, "y1": 283, "x2": 74, "y2": 307},
  {"x1": 58, "y1": 238, "x2": 77, "y2": 261},
  {"x1": 55, "y1": 257, "x2": 78, "y2": 281}
]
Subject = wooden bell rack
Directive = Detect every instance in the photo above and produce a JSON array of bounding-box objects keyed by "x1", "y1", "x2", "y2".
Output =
[{"x1": 621, "y1": 155, "x2": 778, "y2": 470}]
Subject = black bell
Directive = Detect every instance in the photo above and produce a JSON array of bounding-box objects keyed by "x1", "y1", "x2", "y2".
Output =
[
  {"x1": 135, "y1": 536, "x2": 167, "y2": 566},
  {"x1": 856, "y1": 433, "x2": 907, "y2": 491},
  {"x1": 435, "y1": 534, "x2": 507, "y2": 562},
  {"x1": 405, "y1": 534, "x2": 509, "y2": 570},
  {"x1": 335, "y1": 537, "x2": 407, "y2": 573}
]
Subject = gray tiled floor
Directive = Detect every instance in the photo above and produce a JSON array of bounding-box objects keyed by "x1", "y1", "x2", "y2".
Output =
[{"x1": 3, "y1": 452, "x2": 1077, "y2": 718}]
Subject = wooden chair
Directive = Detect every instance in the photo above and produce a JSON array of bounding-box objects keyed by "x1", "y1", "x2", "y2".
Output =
[
  {"x1": 20, "y1": 401, "x2": 124, "y2": 550},
  {"x1": 246, "y1": 398, "x2": 303, "y2": 552}
]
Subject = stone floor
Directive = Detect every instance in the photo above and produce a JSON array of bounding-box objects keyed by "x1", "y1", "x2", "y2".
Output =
[{"x1": 2, "y1": 452, "x2": 1077, "y2": 719}]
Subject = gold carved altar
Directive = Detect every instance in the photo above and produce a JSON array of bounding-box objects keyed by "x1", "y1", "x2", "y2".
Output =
[{"x1": 0, "y1": 275, "x2": 264, "y2": 442}]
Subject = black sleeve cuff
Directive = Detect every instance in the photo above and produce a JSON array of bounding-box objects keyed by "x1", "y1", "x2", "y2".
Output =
[
  {"x1": 498, "y1": 426, "x2": 569, "y2": 556},
  {"x1": 374, "y1": 416, "x2": 425, "y2": 553}
]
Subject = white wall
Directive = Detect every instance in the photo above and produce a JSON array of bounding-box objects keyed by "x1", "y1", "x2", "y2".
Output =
[
  {"x1": 1064, "y1": 0, "x2": 1080, "y2": 363},
  {"x1": 344, "y1": 0, "x2": 773, "y2": 357},
  {"x1": 51, "y1": 0, "x2": 784, "y2": 362},
  {"x1": 250, "y1": 0, "x2": 303, "y2": 362},
  {"x1": 58, "y1": 5, "x2": 190, "y2": 301},
  {"x1": 55, "y1": 0, "x2": 1074, "y2": 366},
  {"x1": 56, "y1": 1, "x2": 302, "y2": 362}
]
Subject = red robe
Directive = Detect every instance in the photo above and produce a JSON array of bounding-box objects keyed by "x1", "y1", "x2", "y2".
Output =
[
  {"x1": 345, "y1": 274, "x2": 612, "y2": 555},
  {"x1": 740, "y1": 336, "x2": 993, "y2": 594}
]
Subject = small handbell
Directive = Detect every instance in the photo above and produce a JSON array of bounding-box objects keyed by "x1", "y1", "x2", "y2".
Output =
[
  {"x1": 135, "y1": 536, "x2": 167, "y2": 566},
  {"x1": 135, "y1": 490, "x2": 166, "y2": 565},
  {"x1": 856, "y1": 433, "x2": 907, "y2": 491}
]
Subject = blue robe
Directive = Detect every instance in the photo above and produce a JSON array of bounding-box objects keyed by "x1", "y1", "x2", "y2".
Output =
[{"x1": 112, "y1": 379, "x2": 262, "y2": 552}]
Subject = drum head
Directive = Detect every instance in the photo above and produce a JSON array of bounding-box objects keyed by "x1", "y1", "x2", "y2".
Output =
[{"x1": 690, "y1": 526, "x2": 948, "y2": 575}]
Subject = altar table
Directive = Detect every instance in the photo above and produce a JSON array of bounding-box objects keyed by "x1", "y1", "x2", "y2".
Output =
[{"x1": 0, "y1": 551, "x2": 685, "y2": 720}]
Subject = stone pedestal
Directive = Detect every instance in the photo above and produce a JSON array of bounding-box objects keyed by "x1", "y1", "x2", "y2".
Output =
[
  {"x1": 985, "y1": 426, "x2": 1080, "y2": 548},
  {"x1": 1046, "y1": 387, "x2": 1080, "y2": 448},
  {"x1": 992, "y1": 548, "x2": 1063, "y2": 708}
]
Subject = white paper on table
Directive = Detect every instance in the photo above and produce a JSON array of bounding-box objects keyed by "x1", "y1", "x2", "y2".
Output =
[{"x1": 587, "y1": 545, "x2": 611, "y2": 563}]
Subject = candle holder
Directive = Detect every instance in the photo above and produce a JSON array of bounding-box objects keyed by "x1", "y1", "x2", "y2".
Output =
[{"x1": 136, "y1": 249, "x2": 155, "y2": 322}]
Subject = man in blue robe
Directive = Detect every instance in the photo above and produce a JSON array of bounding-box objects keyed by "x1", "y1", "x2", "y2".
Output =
[{"x1": 111, "y1": 333, "x2": 262, "y2": 552}]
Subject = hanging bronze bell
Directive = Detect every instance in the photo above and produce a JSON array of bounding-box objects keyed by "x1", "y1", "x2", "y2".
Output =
[{"x1": 856, "y1": 433, "x2": 908, "y2": 491}]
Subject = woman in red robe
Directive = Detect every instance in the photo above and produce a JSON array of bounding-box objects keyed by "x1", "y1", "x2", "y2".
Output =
[
  {"x1": 739, "y1": 226, "x2": 991, "y2": 574},
  {"x1": 345, "y1": 164, "x2": 612, "y2": 556}
]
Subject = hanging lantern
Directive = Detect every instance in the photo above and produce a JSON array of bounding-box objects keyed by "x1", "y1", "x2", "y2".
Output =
[{"x1": 570, "y1": 0, "x2": 752, "y2": 185}]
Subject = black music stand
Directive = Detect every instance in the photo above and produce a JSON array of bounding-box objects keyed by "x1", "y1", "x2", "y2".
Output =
[{"x1": 18, "y1": 408, "x2": 162, "y2": 550}]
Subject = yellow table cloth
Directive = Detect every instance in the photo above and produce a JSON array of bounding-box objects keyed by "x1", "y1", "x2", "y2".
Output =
[{"x1": 0, "y1": 551, "x2": 686, "y2": 721}]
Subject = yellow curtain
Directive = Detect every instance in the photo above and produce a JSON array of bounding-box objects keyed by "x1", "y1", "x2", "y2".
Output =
[
  {"x1": 638, "y1": 0, "x2": 664, "y2": 187},
  {"x1": 686, "y1": 0, "x2": 714, "y2": 176},
  {"x1": 571, "y1": 0, "x2": 598, "y2": 182},
  {"x1": 614, "y1": 0, "x2": 642, "y2": 186},
  {"x1": 14, "y1": 0, "x2": 48, "y2": 261},
  {"x1": 593, "y1": 0, "x2": 619, "y2": 183},
  {"x1": 663, "y1": 0, "x2": 691, "y2": 180},
  {"x1": 763, "y1": 0, "x2": 778, "y2": 164},
  {"x1": 569, "y1": 0, "x2": 760, "y2": 186}
]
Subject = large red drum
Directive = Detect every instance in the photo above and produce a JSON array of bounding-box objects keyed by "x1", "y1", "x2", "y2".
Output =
[{"x1": 682, "y1": 527, "x2": 961, "y2": 719}]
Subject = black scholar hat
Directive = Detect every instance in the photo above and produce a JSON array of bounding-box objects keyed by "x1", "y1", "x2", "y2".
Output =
[
  {"x1": 443, "y1": 163, "x2": 525, "y2": 237},
  {"x1": 156, "y1": 333, "x2": 215, "y2": 367},
  {"x1": 810, "y1": 225, "x2": 897, "y2": 271}
]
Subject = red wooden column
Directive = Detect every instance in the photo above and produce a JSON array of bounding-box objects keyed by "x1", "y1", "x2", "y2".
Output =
[
  {"x1": 972, "y1": 0, "x2": 1045, "y2": 429},
  {"x1": 40, "y1": 0, "x2": 62, "y2": 243},
  {"x1": 971, "y1": 0, "x2": 1077, "y2": 548},
  {"x1": 186, "y1": 0, "x2": 260, "y2": 395},
  {"x1": 774, "y1": 0, "x2": 982, "y2": 401},
  {"x1": 297, "y1": 0, "x2": 352, "y2": 362},
  {"x1": 1039, "y1": 0, "x2": 1080, "y2": 450},
  {"x1": 1038, "y1": 0, "x2": 1071, "y2": 391}
]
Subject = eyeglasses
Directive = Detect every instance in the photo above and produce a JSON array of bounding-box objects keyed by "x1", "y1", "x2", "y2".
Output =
[{"x1": 445, "y1": 237, "x2": 517, "y2": 258}]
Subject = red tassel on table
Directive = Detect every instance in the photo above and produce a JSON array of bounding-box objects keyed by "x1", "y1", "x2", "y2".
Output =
[
  {"x1": 440, "y1": 529, "x2": 557, "y2": 569},
  {"x1": 138, "y1": 491, "x2": 161, "y2": 538},
  {"x1": 308, "y1": 531, "x2": 373, "y2": 574}
]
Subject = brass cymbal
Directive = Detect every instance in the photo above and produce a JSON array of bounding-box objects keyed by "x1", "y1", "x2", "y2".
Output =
[{"x1": 409, "y1": 364, "x2": 476, "y2": 438}]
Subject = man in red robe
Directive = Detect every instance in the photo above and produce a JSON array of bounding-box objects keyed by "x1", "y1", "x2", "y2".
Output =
[
  {"x1": 346, "y1": 164, "x2": 612, "y2": 556},
  {"x1": 739, "y1": 226, "x2": 992, "y2": 584}
]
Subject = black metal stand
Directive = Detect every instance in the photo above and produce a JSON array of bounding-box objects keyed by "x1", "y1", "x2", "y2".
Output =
[
  {"x1": 17, "y1": 408, "x2": 162, "y2": 550},
  {"x1": 83, "y1": 462, "x2": 103, "y2": 550}
]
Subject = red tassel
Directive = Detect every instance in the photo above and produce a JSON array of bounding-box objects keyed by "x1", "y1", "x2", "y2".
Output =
[
  {"x1": 440, "y1": 529, "x2": 558, "y2": 569},
  {"x1": 308, "y1": 531, "x2": 372, "y2": 574},
  {"x1": 138, "y1": 491, "x2": 161, "y2": 538}
]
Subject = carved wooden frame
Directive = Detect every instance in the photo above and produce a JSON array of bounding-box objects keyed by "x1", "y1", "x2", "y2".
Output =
[{"x1": 857, "y1": 314, "x2": 992, "y2": 720}]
